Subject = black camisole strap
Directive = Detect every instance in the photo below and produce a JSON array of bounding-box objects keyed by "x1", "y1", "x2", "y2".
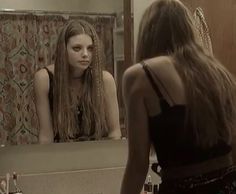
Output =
[
  {"x1": 43, "y1": 66, "x2": 53, "y2": 113},
  {"x1": 140, "y1": 61, "x2": 164, "y2": 99},
  {"x1": 44, "y1": 66, "x2": 53, "y2": 85},
  {"x1": 140, "y1": 61, "x2": 173, "y2": 110}
]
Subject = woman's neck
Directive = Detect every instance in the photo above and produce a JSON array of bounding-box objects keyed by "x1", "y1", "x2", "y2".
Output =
[
  {"x1": 69, "y1": 66, "x2": 85, "y2": 79},
  {"x1": 69, "y1": 77, "x2": 83, "y2": 86}
]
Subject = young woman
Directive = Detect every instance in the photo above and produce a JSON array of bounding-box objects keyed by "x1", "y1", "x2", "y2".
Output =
[
  {"x1": 34, "y1": 20, "x2": 121, "y2": 143},
  {"x1": 121, "y1": 0, "x2": 236, "y2": 193}
]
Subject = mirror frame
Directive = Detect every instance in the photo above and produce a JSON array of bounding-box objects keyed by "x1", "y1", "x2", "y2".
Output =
[{"x1": 124, "y1": 0, "x2": 134, "y2": 68}]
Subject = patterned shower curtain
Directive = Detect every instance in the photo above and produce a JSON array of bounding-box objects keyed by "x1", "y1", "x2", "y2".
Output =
[{"x1": 0, "y1": 13, "x2": 115, "y2": 145}]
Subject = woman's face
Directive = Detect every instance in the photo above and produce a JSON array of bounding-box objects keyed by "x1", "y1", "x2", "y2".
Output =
[{"x1": 67, "y1": 34, "x2": 93, "y2": 72}]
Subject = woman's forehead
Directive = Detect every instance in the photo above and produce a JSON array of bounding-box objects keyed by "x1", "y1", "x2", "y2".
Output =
[{"x1": 67, "y1": 34, "x2": 93, "y2": 45}]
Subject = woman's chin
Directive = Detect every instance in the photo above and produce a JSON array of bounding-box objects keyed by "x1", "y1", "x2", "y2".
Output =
[{"x1": 72, "y1": 64, "x2": 89, "y2": 71}]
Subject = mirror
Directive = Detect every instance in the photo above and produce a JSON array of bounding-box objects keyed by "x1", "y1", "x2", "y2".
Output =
[{"x1": 0, "y1": 0, "x2": 132, "y2": 145}]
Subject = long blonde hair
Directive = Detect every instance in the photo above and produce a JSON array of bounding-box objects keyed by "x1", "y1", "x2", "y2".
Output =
[
  {"x1": 53, "y1": 19, "x2": 108, "y2": 141},
  {"x1": 137, "y1": 0, "x2": 236, "y2": 148}
]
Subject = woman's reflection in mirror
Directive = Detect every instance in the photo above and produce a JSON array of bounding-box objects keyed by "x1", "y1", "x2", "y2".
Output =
[
  {"x1": 121, "y1": 0, "x2": 236, "y2": 193},
  {"x1": 34, "y1": 19, "x2": 121, "y2": 144}
]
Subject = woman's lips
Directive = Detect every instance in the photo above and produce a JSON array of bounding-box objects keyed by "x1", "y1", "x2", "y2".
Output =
[{"x1": 79, "y1": 61, "x2": 89, "y2": 64}]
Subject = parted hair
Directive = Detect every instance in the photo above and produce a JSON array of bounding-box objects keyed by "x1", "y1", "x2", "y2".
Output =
[{"x1": 53, "y1": 19, "x2": 108, "y2": 141}]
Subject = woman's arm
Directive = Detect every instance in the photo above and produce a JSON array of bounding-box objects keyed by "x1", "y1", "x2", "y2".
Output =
[
  {"x1": 120, "y1": 66, "x2": 151, "y2": 194},
  {"x1": 34, "y1": 69, "x2": 54, "y2": 144},
  {"x1": 103, "y1": 71, "x2": 121, "y2": 139}
]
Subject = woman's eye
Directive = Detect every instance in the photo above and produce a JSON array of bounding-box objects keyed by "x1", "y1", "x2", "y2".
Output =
[
  {"x1": 73, "y1": 47, "x2": 81, "y2": 51},
  {"x1": 88, "y1": 46, "x2": 94, "y2": 51}
]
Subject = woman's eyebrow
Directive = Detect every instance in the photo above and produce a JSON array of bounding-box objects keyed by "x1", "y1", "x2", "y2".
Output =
[{"x1": 72, "y1": 43, "x2": 93, "y2": 47}]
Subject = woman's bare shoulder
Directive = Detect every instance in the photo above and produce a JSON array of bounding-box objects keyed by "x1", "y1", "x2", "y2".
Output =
[
  {"x1": 123, "y1": 56, "x2": 173, "y2": 81},
  {"x1": 122, "y1": 63, "x2": 149, "y2": 96},
  {"x1": 102, "y1": 70, "x2": 114, "y2": 82},
  {"x1": 146, "y1": 56, "x2": 174, "y2": 71},
  {"x1": 34, "y1": 65, "x2": 54, "y2": 79},
  {"x1": 34, "y1": 68, "x2": 47, "y2": 80},
  {"x1": 123, "y1": 57, "x2": 175, "y2": 94},
  {"x1": 102, "y1": 71, "x2": 116, "y2": 93},
  {"x1": 123, "y1": 62, "x2": 147, "y2": 84},
  {"x1": 34, "y1": 65, "x2": 54, "y2": 91},
  {"x1": 146, "y1": 56, "x2": 176, "y2": 76}
]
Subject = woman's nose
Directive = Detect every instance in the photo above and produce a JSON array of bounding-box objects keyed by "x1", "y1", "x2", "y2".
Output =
[{"x1": 82, "y1": 49, "x2": 88, "y2": 57}]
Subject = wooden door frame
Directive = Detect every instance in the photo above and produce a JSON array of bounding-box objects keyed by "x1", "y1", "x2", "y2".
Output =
[{"x1": 123, "y1": 0, "x2": 133, "y2": 68}]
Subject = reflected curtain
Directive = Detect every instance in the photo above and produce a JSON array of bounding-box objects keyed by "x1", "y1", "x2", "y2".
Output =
[{"x1": 0, "y1": 13, "x2": 115, "y2": 145}]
